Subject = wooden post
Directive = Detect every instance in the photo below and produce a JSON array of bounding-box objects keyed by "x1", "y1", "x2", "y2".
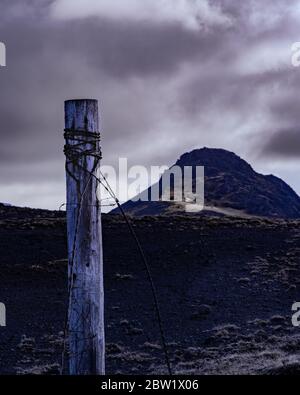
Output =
[{"x1": 64, "y1": 99, "x2": 105, "y2": 375}]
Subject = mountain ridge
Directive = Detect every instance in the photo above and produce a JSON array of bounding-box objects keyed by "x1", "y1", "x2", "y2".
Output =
[{"x1": 113, "y1": 147, "x2": 300, "y2": 219}]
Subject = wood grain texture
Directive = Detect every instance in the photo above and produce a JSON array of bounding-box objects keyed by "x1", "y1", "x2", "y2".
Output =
[{"x1": 64, "y1": 99, "x2": 104, "y2": 375}]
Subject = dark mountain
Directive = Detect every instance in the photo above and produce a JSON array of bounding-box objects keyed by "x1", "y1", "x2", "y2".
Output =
[{"x1": 113, "y1": 148, "x2": 300, "y2": 219}]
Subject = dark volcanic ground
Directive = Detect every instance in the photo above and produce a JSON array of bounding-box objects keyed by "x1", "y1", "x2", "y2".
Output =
[{"x1": 0, "y1": 207, "x2": 300, "y2": 375}]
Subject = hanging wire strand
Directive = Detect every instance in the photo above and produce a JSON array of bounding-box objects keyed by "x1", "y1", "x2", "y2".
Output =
[{"x1": 97, "y1": 171, "x2": 172, "y2": 375}]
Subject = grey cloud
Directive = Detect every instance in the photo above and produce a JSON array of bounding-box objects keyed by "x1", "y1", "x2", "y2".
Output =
[
  {"x1": 262, "y1": 129, "x2": 300, "y2": 158},
  {"x1": 0, "y1": 3, "x2": 232, "y2": 167},
  {"x1": 0, "y1": 0, "x2": 300, "y2": 209}
]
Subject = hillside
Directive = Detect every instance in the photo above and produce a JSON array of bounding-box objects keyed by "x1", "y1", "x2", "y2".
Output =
[
  {"x1": 113, "y1": 148, "x2": 300, "y2": 219},
  {"x1": 0, "y1": 210, "x2": 299, "y2": 374}
]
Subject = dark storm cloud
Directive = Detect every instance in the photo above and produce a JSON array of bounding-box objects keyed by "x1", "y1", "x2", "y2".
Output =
[
  {"x1": 1, "y1": 0, "x2": 300, "y2": 208},
  {"x1": 0, "y1": 0, "x2": 232, "y2": 168},
  {"x1": 71, "y1": 21, "x2": 207, "y2": 78},
  {"x1": 262, "y1": 129, "x2": 300, "y2": 158}
]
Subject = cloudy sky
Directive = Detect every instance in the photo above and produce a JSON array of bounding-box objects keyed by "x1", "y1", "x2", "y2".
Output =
[{"x1": 0, "y1": 0, "x2": 300, "y2": 209}]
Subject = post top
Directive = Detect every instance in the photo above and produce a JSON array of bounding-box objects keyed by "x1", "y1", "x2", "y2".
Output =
[
  {"x1": 64, "y1": 99, "x2": 99, "y2": 132},
  {"x1": 65, "y1": 99, "x2": 98, "y2": 104}
]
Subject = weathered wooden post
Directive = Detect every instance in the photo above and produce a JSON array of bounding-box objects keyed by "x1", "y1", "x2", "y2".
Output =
[{"x1": 64, "y1": 99, "x2": 104, "y2": 375}]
